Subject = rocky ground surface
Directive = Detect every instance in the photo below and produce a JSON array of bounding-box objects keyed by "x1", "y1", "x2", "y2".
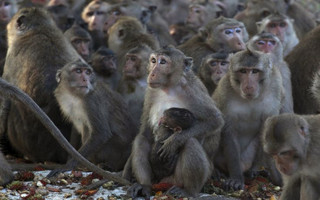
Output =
[{"x1": 0, "y1": 164, "x2": 282, "y2": 200}]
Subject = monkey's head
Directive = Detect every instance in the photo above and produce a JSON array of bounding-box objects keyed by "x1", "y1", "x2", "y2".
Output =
[
  {"x1": 200, "y1": 17, "x2": 248, "y2": 53},
  {"x1": 199, "y1": 52, "x2": 230, "y2": 85},
  {"x1": 0, "y1": 0, "x2": 17, "y2": 23},
  {"x1": 7, "y1": 7, "x2": 56, "y2": 46},
  {"x1": 248, "y1": 32, "x2": 283, "y2": 59},
  {"x1": 262, "y1": 114, "x2": 310, "y2": 176},
  {"x1": 91, "y1": 46, "x2": 117, "y2": 77},
  {"x1": 123, "y1": 45, "x2": 151, "y2": 80},
  {"x1": 229, "y1": 48, "x2": 272, "y2": 100},
  {"x1": 147, "y1": 45, "x2": 193, "y2": 89},
  {"x1": 56, "y1": 60, "x2": 96, "y2": 97}
]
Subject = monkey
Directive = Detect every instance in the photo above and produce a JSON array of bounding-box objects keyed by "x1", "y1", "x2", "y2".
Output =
[
  {"x1": 104, "y1": 1, "x2": 176, "y2": 47},
  {"x1": 117, "y1": 44, "x2": 152, "y2": 128},
  {"x1": 247, "y1": 32, "x2": 293, "y2": 114},
  {"x1": 123, "y1": 46, "x2": 224, "y2": 198},
  {"x1": 0, "y1": 0, "x2": 17, "y2": 25},
  {"x1": 256, "y1": 13, "x2": 299, "y2": 57},
  {"x1": 285, "y1": 25, "x2": 320, "y2": 114},
  {"x1": 0, "y1": 76, "x2": 131, "y2": 186},
  {"x1": 81, "y1": 0, "x2": 111, "y2": 32},
  {"x1": 46, "y1": 4, "x2": 75, "y2": 32},
  {"x1": 212, "y1": 48, "x2": 284, "y2": 191},
  {"x1": 153, "y1": 0, "x2": 189, "y2": 26},
  {"x1": 90, "y1": 46, "x2": 119, "y2": 91},
  {"x1": 107, "y1": 16, "x2": 160, "y2": 71},
  {"x1": 1, "y1": 7, "x2": 81, "y2": 163},
  {"x1": 64, "y1": 24, "x2": 93, "y2": 62},
  {"x1": 150, "y1": 107, "x2": 196, "y2": 182},
  {"x1": 52, "y1": 60, "x2": 137, "y2": 174},
  {"x1": 179, "y1": 17, "x2": 248, "y2": 73},
  {"x1": 217, "y1": 0, "x2": 245, "y2": 18},
  {"x1": 234, "y1": 0, "x2": 316, "y2": 39},
  {"x1": 262, "y1": 113, "x2": 320, "y2": 200},
  {"x1": 198, "y1": 52, "x2": 231, "y2": 96},
  {"x1": 185, "y1": 1, "x2": 223, "y2": 32}
]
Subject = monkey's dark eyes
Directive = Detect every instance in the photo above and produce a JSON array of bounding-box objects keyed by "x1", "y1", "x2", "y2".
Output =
[
  {"x1": 160, "y1": 59, "x2": 166, "y2": 64},
  {"x1": 235, "y1": 28, "x2": 241, "y2": 33},
  {"x1": 224, "y1": 29, "x2": 233, "y2": 35},
  {"x1": 279, "y1": 22, "x2": 286, "y2": 27},
  {"x1": 194, "y1": 8, "x2": 201, "y2": 14},
  {"x1": 75, "y1": 69, "x2": 82, "y2": 73},
  {"x1": 209, "y1": 61, "x2": 217, "y2": 66},
  {"x1": 86, "y1": 11, "x2": 94, "y2": 17},
  {"x1": 130, "y1": 57, "x2": 137, "y2": 62},
  {"x1": 239, "y1": 69, "x2": 246, "y2": 73},
  {"x1": 85, "y1": 70, "x2": 92, "y2": 75},
  {"x1": 269, "y1": 23, "x2": 276, "y2": 28},
  {"x1": 300, "y1": 126, "x2": 304, "y2": 131},
  {"x1": 252, "y1": 69, "x2": 259, "y2": 74},
  {"x1": 151, "y1": 58, "x2": 156, "y2": 63},
  {"x1": 72, "y1": 39, "x2": 82, "y2": 45}
]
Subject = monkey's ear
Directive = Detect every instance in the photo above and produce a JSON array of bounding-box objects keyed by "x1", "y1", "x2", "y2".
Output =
[
  {"x1": 184, "y1": 57, "x2": 193, "y2": 72},
  {"x1": 56, "y1": 70, "x2": 62, "y2": 83}
]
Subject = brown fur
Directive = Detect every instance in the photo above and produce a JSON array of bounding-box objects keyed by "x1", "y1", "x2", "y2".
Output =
[
  {"x1": 262, "y1": 114, "x2": 320, "y2": 200},
  {"x1": 285, "y1": 26, "x2": 320, "y2": 114}
]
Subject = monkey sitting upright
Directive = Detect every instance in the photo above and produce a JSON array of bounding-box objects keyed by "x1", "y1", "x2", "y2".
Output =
[{"x1": 150, "y1": 107, "x2": 195, "y2": 182}]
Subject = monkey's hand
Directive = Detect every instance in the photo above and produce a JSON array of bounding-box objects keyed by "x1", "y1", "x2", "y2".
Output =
[
  {"x1": 127, "y1": 183, "x2": 151, "y2": 199},
  {"x1": 158, "y1": 134, "x2": 184, "y2": 160}
]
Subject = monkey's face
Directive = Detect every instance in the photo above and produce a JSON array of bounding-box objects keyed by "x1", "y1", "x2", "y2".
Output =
[
  {"x1": 147, "y1": 53, "x2": 175, "y2": 89},
  {"x1": 123, "y1": 54, "x2": 142, "y2": 80},
  {"x1": 262, "y1": 114, "x2": 310, "y2": 176},
  {"x1": 206, "y1": 58, "x2": 229, "y2": 85},
  {"x1": 0, "y1": 0, "x2": 13, "y2": 23},
  {"x1": 186, "y1": 4, "x2": 206, "y2": 29}
]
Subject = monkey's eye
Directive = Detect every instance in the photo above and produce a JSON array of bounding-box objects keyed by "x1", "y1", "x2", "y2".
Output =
[
  {"x1": 85, "y1": 70, "x2": 92, "y2": 75},
  {"x1": 279, "y1": 22, "x2": 287, "y2": 27},
  {"x1": 72, "y1": 39, "x2": 82, "y2": 45},
  {"x1": 151, "y1": 57, "x2": 156, "y2": 63},
  {"x1": 194, "y1": 8, "x2": 201, "y2": 14},
  {"x1": 86, "y1": 11, "x2": 94, "y2": 17},
  {"x1": 160, "y1": 59, "x2": 166, "y2": 64},
  {"x1": 257, "y1": 40, "x2": 266, "y2": 45},
  {"x1": 300, "y1": 126, "x2": 305, "y2": 131},
  {"x1": 252, "y1": 69, "x2": 260, "y2": 74},
  {"x1": 97, "y1": 11, "x2": 105, "y2": 15},
  {"x1": 239, "y1": 69, "x2": 247, "y2": 73},
  {"x1": 221, "y1": 61, "x2": 228, "y2": 66},
  {"x1": 235, "y1": 27, "x2": 241, "y2": 33},
  {"x1": 224, "y1": 29, "x2": 234, "y2": 35},
  {"x1": 75, "y1": 68, "x2": 82, "y2": 74},
  {"x1": 269, "y1": 40, "x2": 276, "y2": 46},
  {"x1": 268, "y1": 23, "x2": 277, "y2": 28},
  {"x1": 130, "y1": 56, "x2": 137, "y2": 62},
  {"x1": 209, "y1": 61, "x2": 217, "y2": 66}
]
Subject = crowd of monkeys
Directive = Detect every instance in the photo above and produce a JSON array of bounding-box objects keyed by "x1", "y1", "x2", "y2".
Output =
[{"x1": 0, "y1": 0, "x2": 320, "y2": 199}]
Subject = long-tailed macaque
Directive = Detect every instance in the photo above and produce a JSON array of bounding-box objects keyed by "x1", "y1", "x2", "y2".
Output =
[
  {"x1": 179, "y1": 17, "x2": 248, "y2": 72},
  {"x1": 124, "y1": 46, "x2": 224, "y2": 198},
  {"x1": 213, "y1": 48, "x2": 284, "y2": 190},
  {"x1": 198, "y1": 52, "x2": 231, "y2": 95},
  {"x1": 262, "y1": 114, "x2": 320, "y2": 200},
  {"x1": 53, "y1": 60, "x2": 137, "y2": 173},
  {"x1": 256, "y1": 13, "x2": 299, "y2": 57},
  {"x1": 247, "y1": 32, "x2": 293, "y2": 113}
]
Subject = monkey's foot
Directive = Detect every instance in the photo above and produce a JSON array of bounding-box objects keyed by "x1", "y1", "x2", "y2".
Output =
[
  {"x1": 165, "y1": 185, "x2": 189, "y2": 198},
  {"x1": 127, "y1": 183, "x2": 151, "y2": 199},
  {"x1": 223, "y1": 178, "x2": 244, "y2": 191}
]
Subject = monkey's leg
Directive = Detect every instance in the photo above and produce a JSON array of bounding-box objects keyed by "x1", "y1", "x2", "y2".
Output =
[
  {"x1": 127, "y1": 134, "x2": 152, "y2": 199},
  {"x1": 167, "y1": 138, "x2": 211, "y2": 197}
]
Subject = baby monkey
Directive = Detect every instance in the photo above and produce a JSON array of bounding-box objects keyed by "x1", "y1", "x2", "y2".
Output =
[{"x1": 150, "y1": 107, "x2": 195, "y2": 182}]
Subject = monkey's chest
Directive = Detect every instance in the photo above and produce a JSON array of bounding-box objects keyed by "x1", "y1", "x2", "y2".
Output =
[{"x1": 149, "y1": 91, "x2": 186, "y2": 130}]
